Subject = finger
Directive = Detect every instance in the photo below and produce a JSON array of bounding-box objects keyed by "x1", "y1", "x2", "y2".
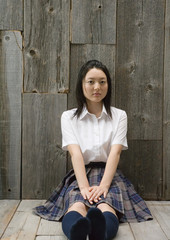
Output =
[
  {"x1": 89, "y1": 187, "x2": 93, "y2": 192},
  {"x1": 103, "y1": 191, "x2": 108, "y2": 198},
  {"x1": 90, "y1": 190, "x2": 102, "y2": 201},
  {"x1": 81, "y1": 193, "x2": 87, "y2": 200},
  {"x1": 88, "y1": 198, "x2": 94, "y2": 204}
]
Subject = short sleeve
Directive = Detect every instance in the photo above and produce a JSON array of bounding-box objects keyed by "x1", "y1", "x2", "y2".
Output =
[
  {"x1": 61, "y1": 111, "x2": 79, "y2": 150},
  {"x1": 111, "y1": 111, "x2": 128, "y2": 150}
]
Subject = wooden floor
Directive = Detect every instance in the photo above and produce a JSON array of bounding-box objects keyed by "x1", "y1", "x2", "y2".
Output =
[{"x1": 0, "y1": 200, "x2": 170, "y2": 240}]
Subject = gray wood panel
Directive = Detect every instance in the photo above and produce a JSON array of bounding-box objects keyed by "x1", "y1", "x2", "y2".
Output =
[
  {"x1": 0, "y1": 31, "x2": 22, "y2": 199},
  {"x1": 119, "y1": 140, "x2": 162, "y2": 200},
  {"x1": 68, "y1": 44, "x2": 116, "y2": 109},
  {"x1": 163, "y1": 0, "x2": 170, "y2": 200},
  {"x1": 22, "y1": 94, "x2": 67, "y2": 199},
  {"x1": 0, "y1": 0, "x2": 23, "y2": 30},
  {"x1": 24, "y1": 0, "x2": 70, "y2": 93},
  {"x1": 116, "y1": 0, "x2": 164, "y2": 140},
  {"x1": 71, "y1": 0, "x2": 116, "y2": 44}
]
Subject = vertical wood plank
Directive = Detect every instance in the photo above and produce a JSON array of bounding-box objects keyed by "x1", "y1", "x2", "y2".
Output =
[
  {"x1": 116, "y1": 0, "x2": 164, "y2": 140},
  {"x1": 0, "y1": 0, "x2": 23, "y2": 30},
  {"x1": 24, "y1": 0, "x2": 70, "y2": 93},
  {"x1": 71, "y1": 0, "x2": 116, "y2": 44},
  {"x1": 22, "y1": 94, "x2": 67, "y2": 199},
  {"x1": 68, "y1": 44, "x2": 116, "y2": 109},
  {"x1": 119, "y1": 140, "x2": 162, "y2": 199},
  {"x1": 163, "y1": 0, "x2": 170, "y2": 199},
  {"x1": 0, "y1": 31, "x2": 22, "y2": 199}
]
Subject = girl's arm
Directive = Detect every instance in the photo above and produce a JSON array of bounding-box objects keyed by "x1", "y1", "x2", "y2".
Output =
[
  {"x1": 89, "y1": 144, "x2": 122, "y2": 202},
  {"x1": 67, "y1": 144, "x2": 93, "y2": 204}
]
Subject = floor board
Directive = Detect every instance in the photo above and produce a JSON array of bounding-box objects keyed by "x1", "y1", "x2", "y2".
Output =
[
  {"x1": 0, "y1": 200, "x2": 20, "y2": 238},
  {"x1": 1, "y1": 200, "x2": 170, "y2": 240}
]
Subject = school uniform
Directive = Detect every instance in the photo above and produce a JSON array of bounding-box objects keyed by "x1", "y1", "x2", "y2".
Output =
[{"x1": 34, "y1": 105, "x2": 152, "y2": 222}]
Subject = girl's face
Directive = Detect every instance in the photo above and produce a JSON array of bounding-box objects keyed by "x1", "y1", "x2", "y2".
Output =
[{"x1": 82, "y1": 68, "x2": 108, "y2": 105}]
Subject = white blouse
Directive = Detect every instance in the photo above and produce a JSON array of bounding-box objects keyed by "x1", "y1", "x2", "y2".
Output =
[{"x1": 61, "y1": 105, "x2": 128, "y2": 165}]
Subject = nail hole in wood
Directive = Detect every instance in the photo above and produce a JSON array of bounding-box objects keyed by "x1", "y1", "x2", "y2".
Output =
[{"x1": 30, "y1": 49, "x2": 36, "y2": 56}]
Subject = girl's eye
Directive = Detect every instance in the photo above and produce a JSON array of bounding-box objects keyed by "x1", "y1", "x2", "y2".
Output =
[
  {"x1": 88, "y1": 80, "x2": 94, "y2": 84},
  {"x1": 100, "y1": 80, "x2": 106, "y2": 84}
]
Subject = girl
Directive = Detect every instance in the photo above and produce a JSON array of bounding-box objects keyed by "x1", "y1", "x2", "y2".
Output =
[{"x1": 34, "y1": 60, "x2": 152, "y2": 240}]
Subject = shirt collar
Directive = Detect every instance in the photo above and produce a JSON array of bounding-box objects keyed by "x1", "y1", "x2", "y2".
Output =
[{"x1": 79, "y1": 105, "x2": 108, "y2": 120}]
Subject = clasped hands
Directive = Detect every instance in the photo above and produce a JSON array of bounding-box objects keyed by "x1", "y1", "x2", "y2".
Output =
[{"x1": 80, "y1": 185, "x2": 109, "y2": 205}]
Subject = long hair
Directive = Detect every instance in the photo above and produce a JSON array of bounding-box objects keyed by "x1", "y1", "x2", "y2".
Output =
[{"x1": 74, "y1": 60, "x2": 112, "y2": 118}]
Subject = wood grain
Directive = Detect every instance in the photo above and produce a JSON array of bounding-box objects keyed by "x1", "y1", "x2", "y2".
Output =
[
  {"x1": 116, "y1": 0, "x2": 164, "y2": 140},
  {"x1": 163, "y1": 0, "x2": 170, "y2": 200},
  {"x1": 119, "y1": 140, "x2": 163, "y2": 200},
  {"x1": 71, "y1": 0, "x2": 116, "y2": 44},
  {"x1": 24, "y1": 0, "x2": 70, "y2": 93},
  {"x1": 0, "y1": 31, "x2": 22, "y2": 199},
  {"x1": 22, "y1": 94, "x2": 67, "y2": 198},
  {"x1": 0, "y1": 0, "x2": 23, "y2": 30},
  {"x1": 0, "y1": 200, "x2": 20, "y2": 237}
]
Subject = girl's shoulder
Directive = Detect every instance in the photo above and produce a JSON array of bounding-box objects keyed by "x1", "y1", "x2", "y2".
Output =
[
  {"x1": 61, "y1": 108, "x2": 77, "y2": 119},
  {"x1": 110, "y1": 106, "x2": 127, "y2": 116}
]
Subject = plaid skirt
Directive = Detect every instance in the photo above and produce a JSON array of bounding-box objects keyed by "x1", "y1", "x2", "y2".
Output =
[{"x1": 33, "y1": 162, "x2": 153, "y2": 223}]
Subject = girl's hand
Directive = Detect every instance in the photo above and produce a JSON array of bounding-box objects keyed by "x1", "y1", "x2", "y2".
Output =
[
  {"x1": 88, "y1": 185, "x2": 109, "y2": 203},
  {"x1": 80, "y1": 186, "x2": 93, "y2": 204}
]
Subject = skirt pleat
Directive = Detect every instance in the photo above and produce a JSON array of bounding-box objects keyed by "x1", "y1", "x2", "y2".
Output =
[{"x1": 33, "y1": 163, "x2": 153, "y2": 223}]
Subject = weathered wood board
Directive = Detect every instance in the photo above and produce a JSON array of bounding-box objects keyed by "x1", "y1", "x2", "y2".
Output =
[
  {"x1": 68, "y1": 44, "x2": 116, "y2": 109},
  {"x1": 0, "y1": 200, "x2": 20, "y2": 237},
  {"x1": 22, "y1": 94, "x2": 67, "y2": 199},
  {"x1": 0, "y1": 0, "x2": 23, "y2": 30},
  {"x1": 36, "y1": 237, "x2": 66, "y2": 240},
  {"x1": 119, "y1": 140, "x2": 162, "y2": 199},
  {"x1": 116, "y1": 0, "x2": 164, "y2": 140},
  {"x1": 115, "y1": 223, "x2": 134, "y2": 240},
  {"x1": 1, "y1": 200, "x2": 170, "y2": 240},
  {"x1": 130, "y1": 219, "x2": 168, "y2": 240},
  {"x1": 24, "y1": 0, "x2": 70, "y2": 93},
  {"x1": 0, "y1": 31, "x2": 22, "y2": 199},
  {"x1": 149, "y1": 204, "x2": 170, "y2": 238},
  {"x1": 1, "y1": 210, "x2": 40, "y2": 240},
  {"x1": 37, "y1": 219, "x2": 63, "y2": 236},
  {"x1": 71, "y1": 0, "x2": 116, "y2": 44},
  {"x1": 163, "y1": 0, "x2": 170, "y2": 200}
]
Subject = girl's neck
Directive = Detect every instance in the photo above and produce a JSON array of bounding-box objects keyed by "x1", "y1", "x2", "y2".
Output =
[{"x1": 86, "y1": 102, "x2": 103, "y2": 118}]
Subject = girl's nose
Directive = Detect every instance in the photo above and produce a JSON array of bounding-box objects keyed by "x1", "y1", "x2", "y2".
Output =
[{"x1": 94, "y1": 82, "x2": 100, "y2": 90}]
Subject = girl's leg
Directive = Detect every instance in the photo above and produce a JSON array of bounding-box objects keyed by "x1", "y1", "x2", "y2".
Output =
[
  {"x1": 97, "y1": 203, "x2": 119, "y2": 240},
  {"x1": 86, "y1": 207, "x2": 106, "y2": 240},
  {"x1": 62, "y1": 202, "x2": 90, "y2": 240}
]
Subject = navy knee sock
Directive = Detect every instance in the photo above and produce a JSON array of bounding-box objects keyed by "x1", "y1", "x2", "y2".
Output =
[
  {"x1": 87, "y1": 208, "x2": 106, "y2": 240},
  {"x1": 62, "y1": 211, "x2": 90, "y2": 240},
  {"x1": 103, "y1": 211, "x2": 119, "y2": 240}
]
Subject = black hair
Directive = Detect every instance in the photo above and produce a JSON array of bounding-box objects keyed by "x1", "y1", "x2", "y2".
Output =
[{"x1": 74, "y1": 60, "x2": 112, "y2": 118}]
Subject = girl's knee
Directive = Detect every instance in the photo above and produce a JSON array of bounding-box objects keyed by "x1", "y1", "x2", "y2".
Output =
[
  {"x1": 97, "y1": 203, "x2": 116, "y2": 215},
  {"x1": 67, "y1": 202, "x2": 88, "y2": 216}
]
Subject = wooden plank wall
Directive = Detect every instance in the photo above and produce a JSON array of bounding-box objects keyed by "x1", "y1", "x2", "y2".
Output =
[
  {"x1": 0, "y1": 31, "x2": 22, "y2": 199},
  {"x1": 0, "y1": 0, "x2": 170, "y2": 200},
  {"x1": 164, "y1": 0, "x2": 170, "y2": 199},
  {"x1": 115, "y1": 0, "x2": 164, "y2": 199}
]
